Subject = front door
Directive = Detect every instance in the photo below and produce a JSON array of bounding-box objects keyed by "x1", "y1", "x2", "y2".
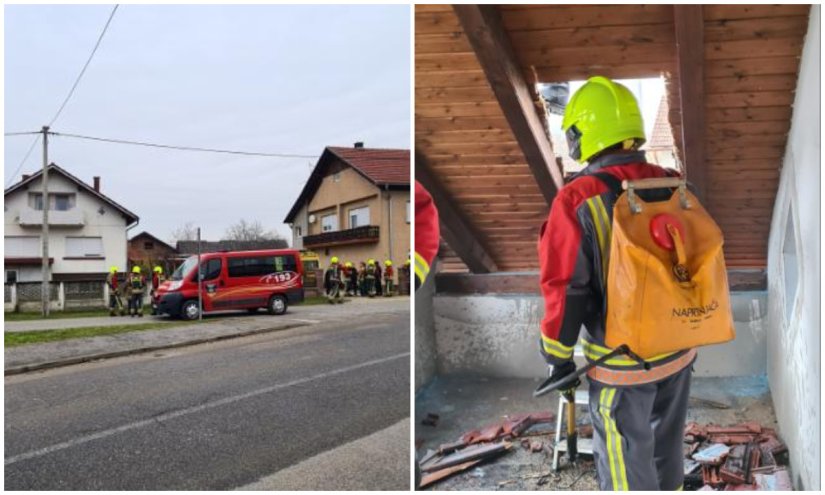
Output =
[{"x1": 199, "y1": 257, "x2": 223, "y2": 312}]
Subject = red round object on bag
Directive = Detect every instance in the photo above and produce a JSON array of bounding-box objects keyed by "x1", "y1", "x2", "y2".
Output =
[{"x1": 649, "y1": 214, "x2": 686, "y2": 251}]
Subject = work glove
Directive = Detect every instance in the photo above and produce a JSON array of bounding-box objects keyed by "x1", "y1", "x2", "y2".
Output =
[{"x1": 548, "y1": 361, "x2": 580, "y2": 396}]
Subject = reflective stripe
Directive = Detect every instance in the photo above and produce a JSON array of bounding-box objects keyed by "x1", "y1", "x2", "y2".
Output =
[
  {"x1": 676, "y1": 486, "x2": 684, "y2": 491},
  {"x1": 588, "y1": 348, "x2": 697, "y2": 386},
  {"x1": 594, "y1": 195, "x2": 613, "y2": 278},
  {"x1": 414, "y1": 252, "x2": 430, "y2": 284},
  {"x1": 586, "y1": 198, "x2": 609, "y2": 283},
  {"x1": 600, "y1": 388, "x2": 628, "y2": 491},
  {"x1": 581, "y1": 338, "x2": 678, "y2": 366},
  {"x1": 541, "y1": 335, "x2": 574, "y2": 359}
]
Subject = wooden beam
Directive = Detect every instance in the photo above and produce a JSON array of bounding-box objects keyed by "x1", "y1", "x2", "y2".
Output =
[
  {"x1": 453, "y1": 4, "x2": 564, "y2": 205},
  {"x1": 436, "y1": 268, "x2": 767, "y2": 294},
  {"x1": 674, "y1": 5, "x2": 708, "y2": 201},
  {"x1": 416, "y1": 152, "x2": 499, "y2": 273}
]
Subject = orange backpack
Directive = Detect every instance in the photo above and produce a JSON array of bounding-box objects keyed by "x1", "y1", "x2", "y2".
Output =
[{"x1": 597, "y1": 175, "x2": 736, "y2": 359}]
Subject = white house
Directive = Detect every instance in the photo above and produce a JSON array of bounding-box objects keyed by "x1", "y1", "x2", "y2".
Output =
[{"x1": 4, "y1": 164, "x2": 139, "y2": 292}]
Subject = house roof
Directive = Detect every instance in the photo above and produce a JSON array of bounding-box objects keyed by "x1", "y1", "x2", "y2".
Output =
[
  {"x1": 129, "y1": 231, "x2": 178, "y2": 253},
  {"x1": 4, "y1": 163, "x2": 139, "y2": 225},
  {"x1": 176, "y1": 239, "x2": 289, "y2": 256},
  {"x1": 648, "y1": 96, "x2": 675, "y2": 150},
  {"x1": 283, "y1": 146, "x2": 410, "y2": 223}
]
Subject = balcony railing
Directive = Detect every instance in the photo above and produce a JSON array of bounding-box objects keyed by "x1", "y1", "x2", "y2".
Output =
[
  {"x1": 303, "y1": 225, "x2": 380, "y2": 248},
  {"x1": 18, "y1": 208, "x2": 84, "y2": 227}
]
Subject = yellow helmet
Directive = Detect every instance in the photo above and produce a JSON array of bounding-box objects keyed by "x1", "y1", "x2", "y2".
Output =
[
  {"x1": 153, "y1": 266, "x2": 163, "y2": 273},
  {"x1": 385, "y1": 260, "x2": 392, "y2": 266},
  {"x1": 110, "y1": 266, "x2": 118, "y2": 273},
  {"x1": 405, "y1": 258, "x2": 411, "y2": 265},
  {"x1": 330, "y1": 256, "x2": 339, "y2": 264},
  {"x1": 345, "y1": 262, "x2": 353, "y2": 268},
  {"x1": 132, "y1": 266, "x2": 141, "y2": 274},
  {"x1": 562, "y1": 76, "x2": 646, "y2": 163},
  {"x1": 368, "y1": 259, "x2": 375, "y2": 265}
]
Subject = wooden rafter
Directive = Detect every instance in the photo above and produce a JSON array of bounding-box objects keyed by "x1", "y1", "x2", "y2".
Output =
[
  {"x1": 453, "y1": 4, "x2": 564, "y2": 205},
  {"x1": 416, "y1": 152, "x2": 499, "y2": 274},
  {"x1": 674, "y1": 5, "x2": 708, "y2": 201}
]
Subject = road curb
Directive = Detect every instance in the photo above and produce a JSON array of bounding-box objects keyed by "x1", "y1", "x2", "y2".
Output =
[{"x1": 5, "y1": 322, "x2": 308, "y2": 376}]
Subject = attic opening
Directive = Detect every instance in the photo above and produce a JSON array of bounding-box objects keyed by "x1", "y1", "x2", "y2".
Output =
[{"x1": 536, "y1": 76, "x2": 680, "y2": 177}]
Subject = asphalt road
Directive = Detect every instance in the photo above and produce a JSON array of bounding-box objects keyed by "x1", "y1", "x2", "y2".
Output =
[{"x1": 4, "y1": 309, "x2": 410, "y2": 490}]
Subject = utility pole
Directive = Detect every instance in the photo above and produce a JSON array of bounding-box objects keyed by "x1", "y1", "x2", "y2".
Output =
[
  {"x1": 41, "y1": 126, "x2": 50, "y2": 317},
  {"x1": 197, "y1": 227, "x2": 202, "y2": 321}
]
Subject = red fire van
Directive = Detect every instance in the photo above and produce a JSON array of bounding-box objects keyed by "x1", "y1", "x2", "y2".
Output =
[{"x1": 154, "y1": 249, "x2": 304, "y2": 320}]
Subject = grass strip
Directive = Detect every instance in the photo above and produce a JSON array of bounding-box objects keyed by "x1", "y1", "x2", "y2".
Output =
[
  {"x1": 4, "y1": 309, "x2": 110, "y2": 321},
  {"x1": 4, "y1": 321, "x2": 197, "y2": 348}
]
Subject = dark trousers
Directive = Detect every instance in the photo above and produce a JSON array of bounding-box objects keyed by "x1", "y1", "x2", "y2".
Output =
[{"x1": 588, "y1": 364, "x2": 692, "y2": 491}]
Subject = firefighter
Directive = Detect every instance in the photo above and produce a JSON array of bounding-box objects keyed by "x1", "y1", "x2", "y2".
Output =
[
  {"x1": 128, "y1": 266, "x2": 147, "y2": 317},
  {"x1": 383, "y1": 260, "x2": 395, "y2": 297},
  {"x1": 346, "y1": 261, "x2": 357, "y2": 296},
  {"x1": 106, "y1": 266, "x2": 124, "y2": 316},
  {"x1": 538, "y1": 76, "x2": 694, "y2": 491},
  {"x1": 400, "y1": 258, "x2": 412, "y2": 295},
  {"x1": 375, "y1": 260, "x2": 383, "y2": 296},
  {"x1": 324, "y1": 257, "x2": 344, "y2": 304},
  {"x1": 365, "y1": 259, "x2": 377, "y2": 297},
  {"x1": 358, "y1": 261, "x2": 367, "y2": 296},
  {"x1": 150, "y1": 266, "x2": 165, "y2": 315},
  {"x1": 414, "y1": 181, "x2": 440, "y2": 289}
]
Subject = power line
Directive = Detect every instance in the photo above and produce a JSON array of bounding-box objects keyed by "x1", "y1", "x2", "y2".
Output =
[
  {"x1": 4, "y1": 131, "x2": 41, "y2": 136},
  {"x1": 4, "y1": 134, "x2": 41, "y2": 188},
  {"x1": 51, "y1": 131, "x2": 319, "y2": 159},
  {"x1": 48, "y1": 4, "x2": 119, "y2": 126}
]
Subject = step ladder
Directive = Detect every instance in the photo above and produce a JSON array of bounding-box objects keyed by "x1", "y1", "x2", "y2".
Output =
[{"x1": 552, "y1": 345, "x2": 595, "y2": 471}]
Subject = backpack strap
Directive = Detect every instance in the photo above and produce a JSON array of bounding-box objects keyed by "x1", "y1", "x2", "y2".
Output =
[{"x1": 590, "y1": 171, "x2": 623, "y2": 198}]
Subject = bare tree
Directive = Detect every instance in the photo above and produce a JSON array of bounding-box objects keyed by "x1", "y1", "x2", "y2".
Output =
[
  {"x1": 223, "y1": 219, "x2": 284, "y2": 241},
  {"x1": 170, "y1": 221, "x2": 198, "y2": 243}
]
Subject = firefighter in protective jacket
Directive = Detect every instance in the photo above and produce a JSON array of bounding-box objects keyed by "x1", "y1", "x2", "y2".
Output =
[
  {"x1": 324, "y1": 257, "x2": 345, "y2": 304},
  {"x1": 128, "y1": 266, "x2": 147, "y2": 317},
  {"x1": 106, "y1": 266, "x2": 124, "y2": 316},
  {"x1": 383, "y1": 260, "x2": 394, "y2": 297},
  {"x1": 539, "y1": 76, "x2": 694, "y2": 491},
  {"x1": 414, "y1": 181, "x2": 439, "y2": 289}
]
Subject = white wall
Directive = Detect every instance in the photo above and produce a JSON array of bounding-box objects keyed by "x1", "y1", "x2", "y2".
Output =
[
  {"x1": 765, "y1": 6, "x2": 820, "y2": 490},
  {"x1": 4, "y1": 172, "x2": 131, "y2": 277}
]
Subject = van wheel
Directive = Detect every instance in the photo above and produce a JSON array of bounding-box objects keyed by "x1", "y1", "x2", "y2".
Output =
[
  {"x1": 267, "y1": 295, "x2": 287, "y2": 315},
  {"x1": 180, "y1": 300, "x2": 200, "y2": 320}
]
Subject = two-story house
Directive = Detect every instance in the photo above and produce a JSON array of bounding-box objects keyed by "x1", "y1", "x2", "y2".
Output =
[
  {"x1": 4, "y1": 163, "x2": 139, "y2": 286},
  {"x1": 284, "y1": 143, "x2": 410, "y2": 270}
]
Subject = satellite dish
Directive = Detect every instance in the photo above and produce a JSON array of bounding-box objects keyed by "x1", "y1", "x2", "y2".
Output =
[{"x1": 308, "y1": 214, "x2": 316, "y2": 224}]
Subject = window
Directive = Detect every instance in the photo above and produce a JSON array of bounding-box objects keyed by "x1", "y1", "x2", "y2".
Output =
[
  {"x1": 406, "y1": 200, "x2": 411, "y2": 224},
  {"x1": 4, "y1": 236, "x2": 40, "y2": 257},
  {"x1": 66, "y1": 237, "x2": 103, "y2": 257},
  {"x1": 349, "y1": 206, "x2": 370, "y2": 228},
  {"x1": 29, "y1": 193, "x2": 76, "y2": 211},
  {"x1": 321, "y1": 214, "x2": 338, "y2": 232},
  {"x1": 6, "y1": 270, "x2": 18, "y2": 284},
  {"x1": 144, "y1": 241, "x2": 155, "y2": 250},
  {"x1": 227, "y1": 255, "x2": 296, "y2": 277},
  {"x1": 274, "y1": 255, "x2": 297, "y2": 273},
  {"x1": 200, "y1": 258, "x2": 222, "y2": 281},
  {"x1": 295, "y1": 226, "x2": 302, "y2": 237}
]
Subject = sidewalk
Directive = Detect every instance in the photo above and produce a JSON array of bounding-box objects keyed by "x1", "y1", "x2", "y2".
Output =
[{"x1": 5, "y1": 297, "x2": 409, "y2": 375}]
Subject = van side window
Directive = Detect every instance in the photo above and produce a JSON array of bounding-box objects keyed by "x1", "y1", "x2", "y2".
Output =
[
  {"x1": 201, "y1": 258, "x2": 222, "y2": 281},
  {"x1": 273, "y1": 255, "x2": 297, "y2": 273},
  {"x1": 228, "y1": 256, "x2": 282, "y2": 277}
]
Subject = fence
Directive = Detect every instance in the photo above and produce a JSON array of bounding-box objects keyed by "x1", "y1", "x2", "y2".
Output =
[{"x1": 5, "y1": 281, "x2": 108, "y2": 312}]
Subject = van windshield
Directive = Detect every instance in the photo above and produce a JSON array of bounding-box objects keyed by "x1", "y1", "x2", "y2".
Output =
[{"x1": 171, "y1": 256, "x2": 198, "y2": 281}]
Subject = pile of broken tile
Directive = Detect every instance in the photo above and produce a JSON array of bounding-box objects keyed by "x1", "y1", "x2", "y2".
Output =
[
  {"x1": 683, "y1": 421, "x2": 792, "y2": 491},
  {"x1": 418, "y1": 411, "x2": 573, "y2": 488}
]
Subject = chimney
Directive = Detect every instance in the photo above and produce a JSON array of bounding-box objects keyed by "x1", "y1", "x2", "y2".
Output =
[
  {"x1": 22, "y1": 174, "x2": 30, "y2": 181},
  {"x1": 354, "y1": 141, "x2": 364, "y2": 149},
  {"x1": 93, "y1": 176, "x2": 101, "y2": 192}
]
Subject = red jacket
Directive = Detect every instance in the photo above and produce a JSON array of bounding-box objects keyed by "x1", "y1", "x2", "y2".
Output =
[
  {"x1": 538, "y1": 151, "x2": 691, "y2": 374},
  {"x1": 414, "y1": 181, "x2": 439, "y2": 288}
]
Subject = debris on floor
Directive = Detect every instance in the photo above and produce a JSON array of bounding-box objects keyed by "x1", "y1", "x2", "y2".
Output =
[
  {"x1": 421, "y1": 412, "x2": 440, "y2": 427},
  {"x1": 683, "y1": 421, "x2": 790, "y2": 491},
  {"x1": 417, "y1": 410, "x2": 563, "y2": 488}
]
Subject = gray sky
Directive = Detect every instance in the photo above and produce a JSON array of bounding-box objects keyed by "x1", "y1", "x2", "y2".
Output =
[{"x1": 4, "y1": 4, "x2": 410, "y2": 242}]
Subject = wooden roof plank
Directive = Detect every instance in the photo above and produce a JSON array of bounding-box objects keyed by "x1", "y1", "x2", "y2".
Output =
[
  {"x1": 416, "y1": 152, "x2": 499, "y2": 274},
  {"x1": 453, "y1": 4, "x2": 563, "y2": 205}
]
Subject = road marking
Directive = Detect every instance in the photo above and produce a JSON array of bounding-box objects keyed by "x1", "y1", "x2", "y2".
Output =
[
  {"x1": 289, "y1": 318, "x2": 321, "y2": 324},
  {"x1": 4, "y1": 352, "x2": 410, "y2": 466}
]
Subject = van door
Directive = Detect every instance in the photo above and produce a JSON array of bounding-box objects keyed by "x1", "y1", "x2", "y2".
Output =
[{"x1": 199, "y1": 257, "x2": 224, "y2": 312}]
